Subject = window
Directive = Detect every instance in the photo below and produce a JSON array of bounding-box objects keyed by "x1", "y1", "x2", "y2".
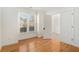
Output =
[
  {"x1": 29, "y1": 16, "x2": 34, "y2": 31},
  {"x1": 19, "y1": 12, "x2": 35, "y2": 33},
  {"x1": 20, "y1": 16, "x2": 27, "y2": 32}
]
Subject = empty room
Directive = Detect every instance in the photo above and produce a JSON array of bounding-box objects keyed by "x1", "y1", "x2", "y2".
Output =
[{"x1": 0, "y1": 7, "x2": 79, "y2": 52}]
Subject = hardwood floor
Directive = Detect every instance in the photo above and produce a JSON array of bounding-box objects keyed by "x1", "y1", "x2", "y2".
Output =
[
  {"x1": 1, "y1": 37, "x2": 79, "y2": 52},
  {"x1": 1, "y1": 43, "x2": 19, "y2": 52},
  {"x1": 19, "y1": 37, "x2": 79, "y2": 52}
]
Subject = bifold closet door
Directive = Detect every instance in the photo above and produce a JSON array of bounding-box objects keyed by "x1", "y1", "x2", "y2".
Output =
[
  {"x1": 73, "y1": 8, "x2": 79, "y2": 45},
  {"x1": 60, "y1": 11, "x2": 73, "y2": 43},
  {"x1": 0, "y1": 8, "x2": 2, "y2": 46}
]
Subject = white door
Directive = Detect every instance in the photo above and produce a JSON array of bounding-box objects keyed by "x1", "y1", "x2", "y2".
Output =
[
  {"x1": 43, "y1": 15, "x2": 52, "y2": 38},
  {"x1": 0, "y1": 8, "x2": 2, "y2": 46},
  {"x1": 60, "y1": 10, "x2": 73, "y2": 43},
  {"x1": 73, "y1": 8, "x2": 79, "y2": 45}
]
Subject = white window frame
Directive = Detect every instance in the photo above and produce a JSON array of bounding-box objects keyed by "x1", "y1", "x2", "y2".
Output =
[{"x1": 18, "y1": 12, "x2": 35, "y2": 33}]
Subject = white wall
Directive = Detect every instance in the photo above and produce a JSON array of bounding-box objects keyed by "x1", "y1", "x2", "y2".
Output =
[
  {"x1": 2, "y1": 8, "x2": 19, "y2": 46},
  {"x1": 1, "y1": 7, "x2": 37, "y2": 46},
  {"x1": 0, "y1": 8, "x2": 2, "y2": 47}
]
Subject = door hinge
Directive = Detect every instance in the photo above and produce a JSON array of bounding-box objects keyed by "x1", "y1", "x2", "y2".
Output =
[
  {"x1": 71, "y1": 38, "x2": 74, "y2": 41},
  {"x1": 72, "y1": 26, "x2": 74, "y2": 28},
  {"x1": 72, "y1": 12, "x2": 74, "y2": 15}
]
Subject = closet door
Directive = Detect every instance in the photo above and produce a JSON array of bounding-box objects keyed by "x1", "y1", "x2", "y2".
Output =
[
  {"x1": 43, "y1": 15, "x2": 52, "y2": 38},
  {"x1": 0, "y1": 8, "x2": 2, "y2": 46},
  {"x1": 60, "y1": 10, "x2": 73, "y2": 43},
  {"x1": 73, "y1": 8, "x2": 79, "y2": 45}
]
